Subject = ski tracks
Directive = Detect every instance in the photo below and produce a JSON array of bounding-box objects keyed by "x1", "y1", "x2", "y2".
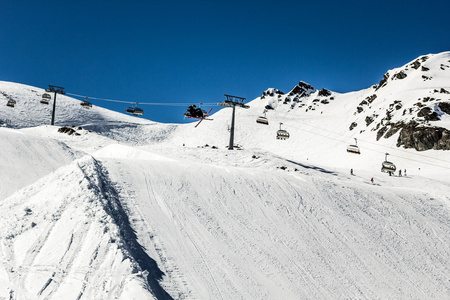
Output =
[{"x1": 116, "y1": 166, "x2": 190, "y2": 299}]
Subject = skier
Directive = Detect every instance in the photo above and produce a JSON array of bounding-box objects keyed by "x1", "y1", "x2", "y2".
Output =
[
  {"x1": 350, "y1": 168, "x2": 353, "y2": 175},
  {"x1": 195, "y1": 106, "x2": 204, "y2": 118},
  {"x1": 404, "y1": 169, "x2": 407, "y2": 176},
  {"x1": 188, "y1": 105, "x2": 197, "y2": 117},
  {"x1": 399, "y1": 169, "x2": 402, "y2": 177},
  {"x1": 371, "y1": 177, "x2": 374, "y2": 184}
]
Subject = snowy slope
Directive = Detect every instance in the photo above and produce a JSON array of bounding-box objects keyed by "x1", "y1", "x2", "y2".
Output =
[
  {"x1": 0, "y1": 81, "x2": 154, "y2": 128},
  {"x1": 1, "y1": 52, "x2": 449, "y2": 299}
]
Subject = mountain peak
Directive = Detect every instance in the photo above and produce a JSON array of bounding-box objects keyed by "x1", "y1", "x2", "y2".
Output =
[{"x1": 288, "y1": 81, "x2": 316, "y2": 97}]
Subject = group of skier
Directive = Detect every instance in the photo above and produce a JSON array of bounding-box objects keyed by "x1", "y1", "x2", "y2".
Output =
[{"x1": 350, "y1": 168, "x2": 407, "y2": 183}]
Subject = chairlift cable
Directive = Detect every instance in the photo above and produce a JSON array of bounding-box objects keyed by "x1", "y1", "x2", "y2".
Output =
[{"x1": 66, "y1": 92, "x2": 218, "y2": 106}]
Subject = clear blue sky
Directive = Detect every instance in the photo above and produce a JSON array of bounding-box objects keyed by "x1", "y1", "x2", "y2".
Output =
[{"x1": 1, "y1": 0, "x2": 449, "y2": 123}]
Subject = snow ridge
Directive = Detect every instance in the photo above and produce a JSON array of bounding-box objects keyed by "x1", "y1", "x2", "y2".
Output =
[{"x1": 0, "y1": 156, "x2": 169, "y2": 299}]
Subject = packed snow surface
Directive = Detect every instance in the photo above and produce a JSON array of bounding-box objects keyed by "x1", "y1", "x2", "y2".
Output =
[{"x1": 0, "y1": 52, "x2": 449, "y2": 299}]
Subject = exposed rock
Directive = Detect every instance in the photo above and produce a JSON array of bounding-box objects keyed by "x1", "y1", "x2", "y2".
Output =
[
  {"x1": 397, "y1": 122, "x2": 450, "y2": 150},
  {"x1": 349, "y1": 122, "x2": 357, "y2": 131},
  {"x1": 58, "y1": 126, "x2": 76, "y2": 135},
  {"x1": 421, "y1": 66, "x2": 429, "y2": 71},
  {"x1": 440, "y1": 88, "x2": 450, "y2": 94},
  {"x1": 384, "y1": 124, "x2": 402, "y2": 139},
  {"x1": 417, "y1": 107, "x2": 440, "y2": 121},
  {"x1": 437, "y1": 102, "x2": 450, "y2": 114},
  {"x1": 366, "y1": 94, "x2": 377, "y2": 103},
  {"x1": 376, "y1": 126, "x2": 388, "y2": 140},
  {"x1": 261, "y1": 88, "x2": 284, "y2": 98},
  {"x1": 356, "y1": 106, "x2": 363, "y2": 113},
  {"x1": 359, "y1": 100, "x2": 368, "y2": 106},
  {"x1": 393, "y1": 70, "x2": 407, "y2": 80},
  {"x1": 376, "y1": 73, "x2": 389, "y2": 90},
  {"x1": 365, "y1": 116, "x2": 374, "y2": 126},
  {"x1": 288, "y1": 81, "x2": 316, "y2": 97},
  {"x1": 318, "y1": 88, "x2": 331, "y2": 97},
  {"x1": 410, "y1": 60, "x2": 421, "y2": 69}
]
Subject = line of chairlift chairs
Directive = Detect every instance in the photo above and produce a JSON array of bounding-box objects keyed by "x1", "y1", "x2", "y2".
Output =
[
  {"x1": 256, "y1": 109, "x2": 290, "y2": 140},
  {"x1": 257, "y1": 112, "x2": 397, "y2": 173},
  {"x1": 6, "y1": 96, "x2": 398, "y2": 173}
]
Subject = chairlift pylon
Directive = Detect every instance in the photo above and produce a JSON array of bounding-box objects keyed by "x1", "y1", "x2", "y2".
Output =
[{"x1": 276, "y1": 122, "x2": 290, "y2": 140}]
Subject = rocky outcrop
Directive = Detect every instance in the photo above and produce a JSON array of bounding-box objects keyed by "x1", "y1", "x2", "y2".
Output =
[
  {"x1": 438, "y1": 102, "x2": 450, "y2": 114},
  {"x1": 318, "y1": 88, "x2": 331, "y2": 97},
  {"x1": 375, "y1": 72, "x2": 390, "y2": 90},
  {"x1": 417, "y1": 107, "x2": 440, "y2": 121},
  {"x1": 397, "y1": 122, "x2": 450, "y2": 150},
  {"x1": 393, "y1": 70, "x2": 407, "y2": 80},
  {"x1": 288, "y1": 81, "x2": 316, "y2": 97},
  {"x1": 261, "y1": 88, "x2": 284, "y2": 98}
]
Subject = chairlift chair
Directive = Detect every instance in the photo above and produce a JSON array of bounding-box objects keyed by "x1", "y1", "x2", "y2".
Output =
[
  {"x1": 347, "y1": 138, "x2": 360, "y2": 154},
  {"x1": 381, "y1": 153, "x2": 396, "y2": 173},
  {"x1": 276, "y1": 123, "x2": 290, "y2": 140},
  {"x1": 6, "y1": 99, "x2": 16, "y2": 107},
  {"x1": 41, "y1": 93, "x2": 51, "y2": 104},
  {"x1": 256, "y1": 109, "x2": 269, "y2": 125},
  {"x1": 133, "y1": 107, "x2": 144, "y2": 116},
  {"x1": 80, "y1": 97, "x2": 92, "y2": 108},
  {"x1": 125, "y1": 106, "x2": 135, "y2": 114}
]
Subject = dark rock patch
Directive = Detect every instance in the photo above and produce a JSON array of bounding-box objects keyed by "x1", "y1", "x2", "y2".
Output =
[
  {"x1": 397, "y1": 122, "x2": 450, "y2": 150},
  {"x1": 289, "y1": 81, "x2": 315, "y2": 97},
  {"x1": 377, "y1": 126, "x2": 388, "y2": 140},
  {"x1": 393, "y1": 70, "x2": 407, "y2": 80},
  {"x1": 365, "y1": 116, "x2": 374, "y2": 126},
  {"x1": 437, "y1": 102, "x2": 450, "y2": 114},
  {"x1": 417, "y1": 107, "x2": 440, "y2": 121},
  {"x1": 318, "y1": 88, "x2": 331, "y2": 97},
  {"x1": 410, "y1": 60, "x2": 421, "y2": 69},
  {"x1": 376, "y1": 72, "x2": 390, "y2": 90}
]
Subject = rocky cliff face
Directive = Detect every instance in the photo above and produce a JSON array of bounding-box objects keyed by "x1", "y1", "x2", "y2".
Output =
[
  {"x1": 396, "y1": 121, "x2": 450, "y2": 150},
  {"x1": 350, "y1": 53, "x2": 450, "y2": 151},
  {"x1": 257, "y1": 52, "x2": 450, "y2": 151}
]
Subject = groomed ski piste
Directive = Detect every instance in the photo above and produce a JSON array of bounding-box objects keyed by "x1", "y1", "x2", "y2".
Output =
[{"x1": 0, "y1": 52, "x2": 449, "y2": 299}]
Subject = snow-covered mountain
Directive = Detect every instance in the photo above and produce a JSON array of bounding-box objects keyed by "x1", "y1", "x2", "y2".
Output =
[{"x1": 1, "y1": 52, "x2": 449, "y2": 299}]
